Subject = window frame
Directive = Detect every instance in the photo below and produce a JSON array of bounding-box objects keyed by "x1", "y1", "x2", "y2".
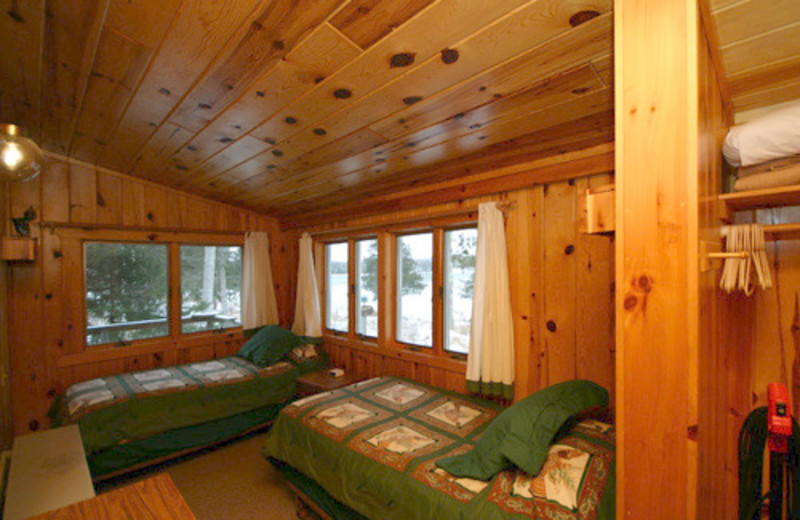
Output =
[
  {"x1": 318, "y1": 220, "x2": 476, "y2": 362},
  {"x1": 66, "y1": 227, "x2": 244, "y2": 354}
]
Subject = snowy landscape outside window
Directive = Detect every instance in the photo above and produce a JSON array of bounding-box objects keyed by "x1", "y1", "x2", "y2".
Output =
[
  {"x1": 356, "y1": 238, "x2": 378, "y2": 337},
  {"x1": 180, "y1": 245, "x2": 242, "y2": 333},
  {"x1": 325, "y1": 242, "x2": 349, "y2": 332},
  {"x1": 396, "y1": 232, "x2": 432, "y2": 347},
  {"x1": 85, "y1": 242, "x2": 168, "y2": 346},
  {"x1": 444, "y1": 228, "x2": 477, "y2": 354}
]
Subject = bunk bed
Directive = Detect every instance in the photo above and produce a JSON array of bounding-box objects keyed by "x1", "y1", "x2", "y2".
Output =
[
  {"x1": 49, "y1": 325, "x2": 326, "y2": 479},
  {"x1": 263, "y1": 376, "x2": 615, "y2": 520}
]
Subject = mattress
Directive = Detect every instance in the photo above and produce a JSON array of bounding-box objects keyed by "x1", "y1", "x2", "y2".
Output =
[
  {"x1": 50, "y1": 353, "x2": 326, "y2": 477},
  {"x1": 263, "y1": 376, "x2": 615, "y2": 520}
]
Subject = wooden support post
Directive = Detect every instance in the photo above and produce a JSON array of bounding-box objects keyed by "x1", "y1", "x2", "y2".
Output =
[{"x1": 615, "y1": 1, "x2": 699, "y2": 519}]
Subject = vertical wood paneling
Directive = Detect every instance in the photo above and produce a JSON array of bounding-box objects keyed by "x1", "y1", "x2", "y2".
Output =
[
  {"x1": 5, "y1": 154, "x2": 284, "y2": 435},
  {"x1": 543, "y1": 180, "x2": 577, "y2": 385}
]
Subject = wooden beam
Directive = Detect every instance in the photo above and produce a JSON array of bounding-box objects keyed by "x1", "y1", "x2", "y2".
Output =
[{"x1": 615, "y1": 1, "x2": 698, "y2": 519}]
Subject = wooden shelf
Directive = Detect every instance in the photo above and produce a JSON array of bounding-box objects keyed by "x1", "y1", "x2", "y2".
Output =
[
  {"x1": 720, "y1": 184, "x2": 800, "y2": 212},
  {"x1": 0, "y1": 237, "x2": 36, "y2": 261}
]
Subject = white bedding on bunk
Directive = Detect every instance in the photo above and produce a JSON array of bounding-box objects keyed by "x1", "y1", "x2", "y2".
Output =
[{"x1": 723, "y1": 100, "x2": 800, "y2": 168}]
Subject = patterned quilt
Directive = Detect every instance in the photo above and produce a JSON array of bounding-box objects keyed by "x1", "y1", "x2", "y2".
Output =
[
  {"x1": 263, "y1": 376, "x2": 615, "y2": 520},
  {"x1": 51, "y1": 354, "x2": 325, "y2": 455}
]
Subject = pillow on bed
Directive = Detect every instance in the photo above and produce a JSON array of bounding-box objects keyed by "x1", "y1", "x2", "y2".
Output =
[
  {"x1": 436, "y1": 380, "x2": 608, "y2": 479},
  {"x1": 237, "y1": 325, "x2": 301, "y2": 367}
]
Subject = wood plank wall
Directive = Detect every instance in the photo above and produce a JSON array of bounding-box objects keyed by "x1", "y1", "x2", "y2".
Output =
[
  {"x1": 0, "y1": 186, "x2": 10, "y2": 449},
  {"x1": 302, "y1": 172, "x2": 615, "y2": 402},
  {"x1": 3, "y1": 154, "x2": 294, "y2": 435},
  {"x1": 697, "y1": 3, "x2": 749, "y2": 519}
]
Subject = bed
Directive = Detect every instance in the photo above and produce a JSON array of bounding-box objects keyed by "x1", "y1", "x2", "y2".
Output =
[
  {"x1": 263, "y1": 376, "x2": 615, "y2": 520},
  {"x1": 50, "y1": 326, "x2": 326, "y2": 479}
]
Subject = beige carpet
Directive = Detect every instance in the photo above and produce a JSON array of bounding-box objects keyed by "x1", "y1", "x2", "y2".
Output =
[{"x1": 97, "y1": 432, "x2": 299, "y2": 520}]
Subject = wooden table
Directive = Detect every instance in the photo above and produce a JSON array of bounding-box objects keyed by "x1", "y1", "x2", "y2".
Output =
[
  {"x1": 3, "y1": 425, "x2": 95, "y2": 520},
  {"x1": 296, "y1": 369, "x2": 362, "y2": 396},
  {"x1": 26, "y1": 473, "x2": 197, "y2": 520}
]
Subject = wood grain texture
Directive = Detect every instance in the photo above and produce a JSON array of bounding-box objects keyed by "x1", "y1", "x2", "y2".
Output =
[
  {"x1": 329, "y1": 0, "x2": 435, "y2": 49},
  {"x1": 26, "y1": 473, "x2": 197, "y2": 520},
  {"x1": 615, "y1": 1, "x2": 699, "y2": 518},
  {"x1": 3, "y1": 154, "x2": 286, "y2": 435}
]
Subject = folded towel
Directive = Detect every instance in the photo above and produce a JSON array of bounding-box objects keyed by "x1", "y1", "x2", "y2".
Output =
[{"x1": 734, "y1": 164, "x2": 800, "y2": 191}]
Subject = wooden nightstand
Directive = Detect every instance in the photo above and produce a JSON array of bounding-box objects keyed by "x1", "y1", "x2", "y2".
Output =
[{"x1": 296, "y1": 369, "x2": 362, "y2": 397}]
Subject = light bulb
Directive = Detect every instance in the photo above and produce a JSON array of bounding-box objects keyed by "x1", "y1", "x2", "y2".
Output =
[
  {"x1": 2, "y1": 143, "x2": 23, "y2": 170},
  {"x1": 0, "y1": 124, "x2": 43, "y2": 182}
]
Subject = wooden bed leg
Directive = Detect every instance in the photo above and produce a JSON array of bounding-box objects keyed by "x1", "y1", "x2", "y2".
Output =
[{"x1": 287, "y1": 482, "x2": 332, "y2": 520}]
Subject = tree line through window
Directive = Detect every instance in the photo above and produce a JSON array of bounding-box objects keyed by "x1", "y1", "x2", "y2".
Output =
[
  {"x1": 85, "y1": 242, "x2": 242, "y2": 347},
  {"x1": 324, "y1": 227, "x2": 477, "y2": 355}
]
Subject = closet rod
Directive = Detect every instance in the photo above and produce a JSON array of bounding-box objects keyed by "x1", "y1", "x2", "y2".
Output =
[{"x1": 764, "y1": 222, "x2": 800, "y2": 241}]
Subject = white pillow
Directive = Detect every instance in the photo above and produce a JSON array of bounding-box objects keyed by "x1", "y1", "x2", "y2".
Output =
[{"x1": 723, "y1": 100, "x2": 800, "y2": 167}]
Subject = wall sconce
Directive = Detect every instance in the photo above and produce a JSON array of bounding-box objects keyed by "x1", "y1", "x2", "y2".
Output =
[{"x1": 0, "y1": 124, "x2": 43, "y2": 183}]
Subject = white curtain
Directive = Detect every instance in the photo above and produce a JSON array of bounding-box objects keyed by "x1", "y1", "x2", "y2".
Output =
[
  {"x1": 292, "y1": 233, "x2": 322, "y2": 337},
  {"x1": 466, "y1": 202, "x2": 515, "y2": 399},
  {"x1": 242, "y1": 232, "x2": 279, "y2": 329}
]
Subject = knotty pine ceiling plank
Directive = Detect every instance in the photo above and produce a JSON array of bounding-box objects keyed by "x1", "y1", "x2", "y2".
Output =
[
  {"x1": 196, "y1": 1, "x2": 611, "y2": 194},
  {"x1": 720, "y1": 22, "x2": 800, "y2": 76},
  {"x1": 259, "y1": 61, "x2": 607, "y2": 197},
  {"x1": 105, "y1": 0, "x2": 184, "y2": 49},
  {"x1": 160, "y1": 23, "x2": 361, "y2": 174},
  {"x1": 247, "y1": 0, "x2": 535, "y2": 148},
  {"x1": 41, "y1": 0, "x2": 109, "y2": 153},
  {"x1": 728, "y1": 55, "x2": 800, "y2": 97},
  {"x1": 167, "y1": 0, "x2": 346, "y2": 133},
  {"x1": 713, "y1": 0, "x2": 800, "y2": 47},
  {"x1": 69, "y1": 28, "x2": 152, "y2": 164},
  {"x1": 329, "y1": 0, "x2": 437, "y2": 49},
  {"x1": 369, "y1": 12, "x2": 612, "y2": 140},
  {"x1": 96, "y1": 0, "x2": 266, "y2": 173},
  {"x1": 0, "y1": 0, "x2": 44, "y2": 139},
  {"x1": 250, "y1": 87, "x2": 612, "y2": 208},
  {"x1": 127, "y1": 122, "x2": 193, "y2": 185},
  {"x1": 732, "y1": 79, "x2": 800, "y2": 113}
]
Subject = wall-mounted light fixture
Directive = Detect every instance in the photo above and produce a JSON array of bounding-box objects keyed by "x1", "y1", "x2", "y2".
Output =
[{"x1": 0, "y1": 124, "x2": 43, "y2": 183}]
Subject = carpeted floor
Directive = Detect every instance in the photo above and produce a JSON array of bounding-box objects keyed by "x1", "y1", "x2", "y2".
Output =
[{"x1": 96, "y1": 431, "x2": 299, "y2": 520}]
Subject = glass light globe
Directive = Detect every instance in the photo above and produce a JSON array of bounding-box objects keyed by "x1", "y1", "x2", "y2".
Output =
[{"x1": 0, "y1": 124, "x2": 43, "y2": 182}]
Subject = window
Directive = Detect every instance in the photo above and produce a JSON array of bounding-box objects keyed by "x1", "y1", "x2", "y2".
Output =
[
  {"x1": 84, "y1": 239, "x2": 243, "y2": 347},
  {"x1": 321, "y1": 224, "x2": 477, "y2": 359},
  {"x1": 85, "y1": 242, "x2": 168, "y2": 346},
  {"x1": 325, "y1": 242, "x2": 349, "y2": 332},
  {"x1": 180, "y1": 245, "x2": 242, "y2": 333},
  {"x1": 396, "y1": 232, "x2": 433, "y2": 347},
  {"x1": 356, "y1": 238, "x2": 378, "y2": 337},
  {"x1": 444, "y1": 228, "x2": 477, "y2": 354}
]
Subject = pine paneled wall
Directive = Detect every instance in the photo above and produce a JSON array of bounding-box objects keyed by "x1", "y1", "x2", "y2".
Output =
[
  {"x1": 4, "y1": 154, "x2": 297, "y2": 435},
  {"x1": 307, "y1": 173, "x2": 615, "y2": 402}
]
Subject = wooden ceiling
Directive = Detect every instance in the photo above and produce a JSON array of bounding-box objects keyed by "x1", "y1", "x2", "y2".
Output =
[{"x1": 0, "y1": 0, "x2": 798, "y2": 224}]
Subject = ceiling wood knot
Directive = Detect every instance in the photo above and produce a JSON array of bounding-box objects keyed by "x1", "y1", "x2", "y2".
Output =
[
  {"x1": 158, "y1": 87, "x2": 171, "y2": 95},
  {"x1": 176, "y1": 164, "x2": 189, "y2": 171},
  {"x1": 390, "y1": 53, "x2": 416, "y2": 68},
  {"x1": 314, "y1": 76, "x2": 326, "y2": 84},
  {"x1": 403, "y1": 96, "x2": 423, "y2": 105},
  {"x1": 147, "y1": 212, "x2": 155, "y2": 221},
  {"x1": 187, "y1": 145, "x2": 198, "y2": 151},
  {"x1": 285, "y1": 116, "x2": 298, "y2": 124},
  {"x1": 546, "y1": 320, "x2": 557, "y2": 332},
  {"x1": 569, "y1": 10, "x2": 600, "y2": 27},
  {"x1": 334, "y1": 88, "x2": 352, "y2": 99},
  {"x1": 219, "y1": 137, "x2": 233, "y2": 143},
  {"x1": 441, "y1": 48, "x2": 459, "y2": 64},
  {"x1": 313, "y1": 128, "x2": 327, "y2": 136},
  {"x1": 198, "y1": 103, "x2": 212, "y2": 109},
  {"x1": 572, "y1": 87, "x2": 590, "y2": 95},
  {"x1": 564, "y1": 244, "x2": 575, "y2": 255},
  {"x1": 272, "y1": 150, "x2": 284, "y2": 156},
  {"x1": 273, "y1": 40, "x2": 285, "y2": 50},
  {"x1": 256, "y1": 91, "x2": 265, "y2": 97},
  {"x1": 479, "y1": 86, "x2": 487, "y2": 92}
]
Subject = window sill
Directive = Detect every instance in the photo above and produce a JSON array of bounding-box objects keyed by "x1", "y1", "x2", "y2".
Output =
[{"x1": 57, "y1": 329, "x2": 245, "y2": 367}]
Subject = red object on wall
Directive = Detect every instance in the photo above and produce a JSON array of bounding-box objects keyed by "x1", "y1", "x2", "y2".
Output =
[{"x1": 768, "y1": 382, "x2": 792, "y2": 454}]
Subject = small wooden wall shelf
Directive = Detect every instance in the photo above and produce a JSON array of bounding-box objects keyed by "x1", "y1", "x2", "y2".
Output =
[
  {"x1": 1, "y1": 237, "x2": 37, "y2": 261},
  {"x1": 579, "y1": 184, "x2": 615, "y2": 234},
  {"x1": 719, "y1": 184, "x2": 800, "y2": 212}
]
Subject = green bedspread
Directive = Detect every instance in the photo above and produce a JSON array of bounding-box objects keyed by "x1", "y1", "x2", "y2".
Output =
[
  {"x1": 50, "y1": 354, "x2": 325, "y2": 457},
  {"x1": 263, "y1": 376, "x2": 615, "y2": 520}
]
